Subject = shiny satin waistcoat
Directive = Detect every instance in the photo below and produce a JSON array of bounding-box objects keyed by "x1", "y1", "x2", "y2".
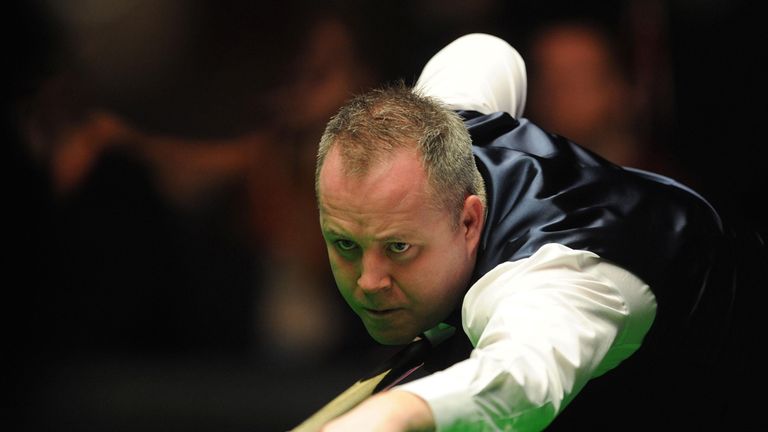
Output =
[
  {"x1": 464, "y1": 110, "x2": 724, "y2": 294},
  {"x1": 452, "y1": 110, "x2": 742, "y2": 429}
]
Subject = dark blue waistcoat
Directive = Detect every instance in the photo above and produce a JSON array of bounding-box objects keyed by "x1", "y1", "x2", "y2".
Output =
[{"x1": 421, "y1": 111, "x2": 753, "y2": 429}]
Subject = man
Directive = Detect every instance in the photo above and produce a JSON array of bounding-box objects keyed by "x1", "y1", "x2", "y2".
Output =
[{"x1": 314, "y1": 34, "x2": 739, "y2": 431}]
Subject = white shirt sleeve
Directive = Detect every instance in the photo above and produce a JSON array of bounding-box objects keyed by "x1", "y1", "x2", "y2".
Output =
[{"x1": 396, "y1": 243, "x2": 657, "y2": 431}]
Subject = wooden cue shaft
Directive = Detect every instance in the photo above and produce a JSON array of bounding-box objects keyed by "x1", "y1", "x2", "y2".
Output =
[
  {"x1": 290, "y1": 369, "x2": 391, "y2": 432},
  {"x1": 290, "y1": 332, "x2": 446, "y2": 431}
]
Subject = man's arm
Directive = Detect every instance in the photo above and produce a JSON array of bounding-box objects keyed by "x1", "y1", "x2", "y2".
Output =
[
  {"x1": 320, "y1": 390, "x2": 434, "y2": 432},
  {"x1": 395, "y1": 243, "x2": 656, "y2": 430}
]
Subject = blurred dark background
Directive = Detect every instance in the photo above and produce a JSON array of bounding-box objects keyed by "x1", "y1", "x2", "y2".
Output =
[{"x1": 4, "y1": 0, "x2": 764, "y2": 430}]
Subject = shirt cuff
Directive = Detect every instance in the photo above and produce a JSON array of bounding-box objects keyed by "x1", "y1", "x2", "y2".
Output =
[{"x1": 396, "y1": 359, "x2": 482, "y2": 430}]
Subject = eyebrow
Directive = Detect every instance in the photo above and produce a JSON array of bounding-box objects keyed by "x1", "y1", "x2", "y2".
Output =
[
  {"x1": 322, "y1": 227, "x2": 413, "y2": 244},
  {"x1": 322, "y1": 228, "x2": 346, "y2": 237}
]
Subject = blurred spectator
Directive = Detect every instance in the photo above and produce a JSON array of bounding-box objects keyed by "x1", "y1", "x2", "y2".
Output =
[
  {"x1": 8, "y1": 1, "x2": 399, "y2": 429},
  {"x1": 524, "y1": 17, "x2": 692, "y2": 183},
  {"x1": 12, "y1": 0, "x2": 400, "y2": 362}
]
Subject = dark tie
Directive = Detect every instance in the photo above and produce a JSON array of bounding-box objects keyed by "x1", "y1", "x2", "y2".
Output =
[{"x1": 370, "y1": 335, "x2": 433, "y2": 393}]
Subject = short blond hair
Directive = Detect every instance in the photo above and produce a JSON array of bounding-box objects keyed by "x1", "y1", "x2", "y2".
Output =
[{"x1": 316, "y1": 82, "x2": 485, "y2": 225}]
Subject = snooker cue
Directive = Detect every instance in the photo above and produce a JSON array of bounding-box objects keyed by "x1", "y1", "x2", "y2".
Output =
[
  {"x1": 289, "y1": 369, "x2": 391, "y2": 432},
  {"x1": 290, "y1": 327, "x2": 455, "y2": 432}
]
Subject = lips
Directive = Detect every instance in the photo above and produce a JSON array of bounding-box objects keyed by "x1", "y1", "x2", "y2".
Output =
[{"x1": 364, "y1": 307, "x2": 402, "y2": 317}]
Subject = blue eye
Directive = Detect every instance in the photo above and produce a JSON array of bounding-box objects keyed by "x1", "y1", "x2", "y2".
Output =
[
  {"x1": 388, "y1": 242, "x2": 411, "y2": 254},
  {"x1": 335, "y1": 239, "x2": 357, "y2": 251}
]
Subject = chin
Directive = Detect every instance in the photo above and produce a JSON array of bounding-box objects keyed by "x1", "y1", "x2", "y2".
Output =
[{"x1": 368, "y1": 328, "x2": 417, "y2": 346}]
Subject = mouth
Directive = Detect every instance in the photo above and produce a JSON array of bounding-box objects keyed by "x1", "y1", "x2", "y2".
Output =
[{"x1": 363, "y1": 307, "x2": 402, "y2": 318}]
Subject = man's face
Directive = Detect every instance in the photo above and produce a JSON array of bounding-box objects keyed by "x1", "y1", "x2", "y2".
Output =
[{"x1": 317, "y1": 145, "x2": 482, "y2": 345}]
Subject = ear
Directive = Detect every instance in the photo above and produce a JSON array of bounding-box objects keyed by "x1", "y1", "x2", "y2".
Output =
[{"x1": 461, "y1": 195, "x2": 485, "y2": 255}]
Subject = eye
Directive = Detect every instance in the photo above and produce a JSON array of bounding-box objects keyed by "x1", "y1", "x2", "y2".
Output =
[
  {"x1": 334, "y1": 239, "x2": 358, "y2": 251},
  {"x1": 388, "y1": 242, "x2": 411, "y2": 254}
]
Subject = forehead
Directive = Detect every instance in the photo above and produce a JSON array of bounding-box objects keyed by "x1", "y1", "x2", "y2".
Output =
[
  {"x1": 318, "y1": 145, "x2": 439, "y2": 230},
  {"x1": 320, "y1": 143, "x2": 425, "y2": 194}
]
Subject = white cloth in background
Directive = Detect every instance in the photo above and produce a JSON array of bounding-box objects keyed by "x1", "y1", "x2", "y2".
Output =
[{"x1": 415, "y1": 33, "x2": 527, "y2": 118}]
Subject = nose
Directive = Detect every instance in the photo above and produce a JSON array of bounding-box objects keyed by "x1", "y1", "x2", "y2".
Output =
[{"x1": 357, "y1": 251, "x2": 391, "y2": 293}]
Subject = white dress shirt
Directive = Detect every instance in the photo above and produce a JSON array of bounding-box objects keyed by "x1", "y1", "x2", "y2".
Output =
[
  {"x1": 397, "y1": 243, "x2": 657, "y2": 431},
  {"x1": 405, "y1": 33, "x2": 657, "y2": 431}
]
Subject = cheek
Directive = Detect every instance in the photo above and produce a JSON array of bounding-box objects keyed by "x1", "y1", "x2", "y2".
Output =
[
  {"x1": 328, "y1": 255, "x2": 356, "y2": 290},
  {"x1": 420, "y1": 236, "x2": 472, "y2": 299},
  {"x1": 404, "y1": 251, "x2": 462, "y2": 300}
]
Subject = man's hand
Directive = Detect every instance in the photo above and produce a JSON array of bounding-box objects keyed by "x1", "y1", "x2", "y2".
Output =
[{"x1": 320, "y1": 390, "x2": 435, "y2": 432}]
